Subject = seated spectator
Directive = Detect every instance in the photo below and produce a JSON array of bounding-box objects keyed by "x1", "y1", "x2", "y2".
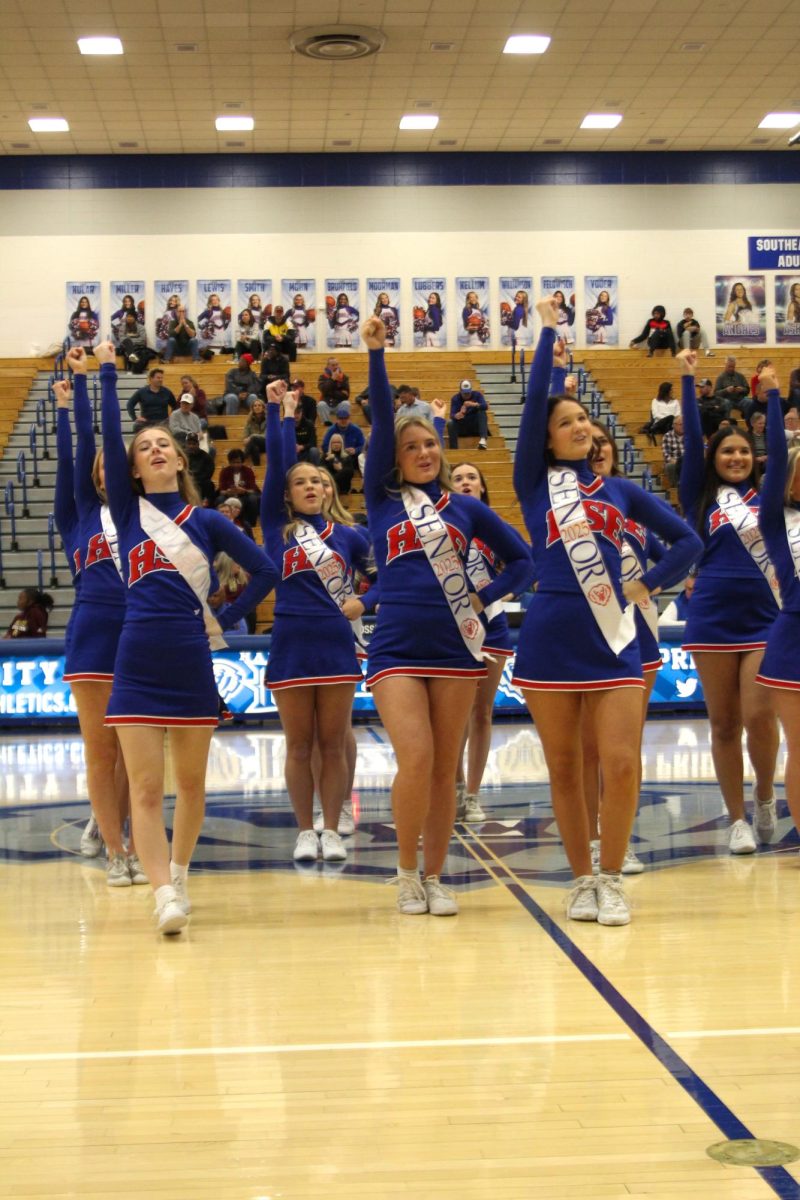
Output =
[
  {"x1": 447, "y1": 379, "x2": 489, "y2": 450},
  {"x1": 354, "y1": 381, "x2": 398, "y2": 424},
  {"x1": 234, "y1": 310, "x2": 262, "y2": 360},
  {"x1": 263, "y1": 305, "x2": 297, "y2": 361},
  {"x1": 324, "y1": 431, "x2": 356, "y2": 494},
  {"x1": 291, "y1": 377, "x2": 317, "y2": 424},
  {"x1": 259, "y1": 343, "x2": 290, "y2": 396},
  {"x1": 714, "y1": 357, "x2": 749, "y2": 416},
  {"x1": 243, "y1": 398, "x2": 266, "y2": 466},
  {"x1": 748, "y1": 411, "x2": 768, "y2": 468},
  {"x1": 662, "y1": 413, "x2": 684, "y2": 488},
  {"x1": 211, "y1": 551, "x2": 254, "y2": 633},
  {"x1": 321, "y1": 403, "x2": 365, "y2": 469},
  {"x1": 179, "y1": 374, "x2": 208, "y2": 425},
  {"x1": 395, "y1": 385, "x2": 432, "y2": 423},
  {"x1": 217, "y1": 495, "x2": 255, "y2": 541},
  {"x1": 749, "y1": 373, "x2": 788, "y2": 424},
  {"x1": 696, "y1": 377, "x2": 726, "y2": 437},
  {"x1": 750, "y1": 359, "x2": 772, "y2": 399},
  {"x1": 629, "y1": 305, "x2": 676, "y2": 356},
  {"x1": 659, "y1": 575, "x2": 695, "y2": 624},
  {"x1": 789, "y1": 365, "x2": 800, "y2": 407},
  {"x1": 217, "y1": 449, "x2": 260, "y2": 527},
  {"x1": 785, "y1": 407, "x2": 800, "y2": 447},
  {"x1": 358, "y1": 429, "x2": 369, "y2": 479},
  {"x1": 169, "y1": 392, "x2": 203, "y2": 445},
  {"x1": 4, "y1": 588, "x2": 53, "y2": 638},
  {"x1": 289, "y1": 394, "x2": 321, "y2": 465},
  {"x1": 126, "y1": 367, "x2": 176, "y2": 429},
  {"x1": 117, "y1": 314, "x2": 157, "y2": 374},
  {"x1": 184, "y1": 432, "x2": 216, "y2": 505},
  {"x1": 640, "y1": 381, "x2": 679, "y2": 443},
  {"x1": 163, "y1": 305, "x2": 200, "y2": 363},
  {"x1": 317, "y1": 357, "x2": 350, "y2": 424},
  {"x1": 675, "y1": 308, "x2": 714, "y2": 355},
  {"x1": 222, "y1": 354, "x2": 261, "y2": 415}
]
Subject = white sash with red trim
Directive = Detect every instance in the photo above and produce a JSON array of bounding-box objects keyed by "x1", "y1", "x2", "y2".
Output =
[
  {"x1": 716, "y1": 487, "x2": 781, "y2": 608},
  {"x1": 138, "y1": 497, "x2": 227, "y2": 649},
  {"x1": 401, "y1": 486, "x2": 485, "y2": 661},
  {"x1": 620, "y1": 542, "x2": 659, "y2": 640},
  {"x1": 464, "y1": 543, "x2": 503, "y2": 624},
  {"x1": 99, "y1": 504, "x2": 124, "y2": 580},
  {"x1": 784, "y1": 506, "x2": 800, "y2": 581},
  {"x1": 547, "y1": 466, "x2": 636, "y2": 654},
  {"x1": 293, "y1": 520, "x2": 366, "y2": 652}
]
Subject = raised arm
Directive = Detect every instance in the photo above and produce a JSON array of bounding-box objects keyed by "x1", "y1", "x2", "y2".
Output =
[
  {"x1": 95, "y1": 340, "x2": 135, "y2": 527},
  {"x1": 281, "y1": 388, "x2": 299, "y2": 468},
  {"x1": 549, "y1": 337, "x2": 569, "y2": 396},
  {"x1": 261, "y1": 381, "x2": 288, "y2": 532},
  {"x1": 513, "y1": 300, "x2": 558, "y2": 505},
  {"x1": 66, "y1": 348, "x2": 98, "y2": 516},
  {"x1": 431, "y1": 398, "x2": 446, "y2": 448},
  {"x1": 53, "y1": 381, "x2": 78, "y2": 554},
  {"x1": 759, "y1": 371, "x2": 786, "y2": 526},
  {"x1": 676, "y1": 350, "x2": 705, "y2": 518},
  {"x1": 361, "y1": 317, "x2": 395, "y2": 507}
]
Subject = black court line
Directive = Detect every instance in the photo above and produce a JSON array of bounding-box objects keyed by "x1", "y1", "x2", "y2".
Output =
[{"x1": 455, "y1": 826, "x2": 800, "y2": 1200}]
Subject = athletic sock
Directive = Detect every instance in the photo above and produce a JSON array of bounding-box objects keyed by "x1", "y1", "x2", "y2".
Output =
[
  {"x1": 170, "y1": 860, "x2": 188, "y2": 883},
  {"x1": 398, "y1": 865, "x2": 420, "y2": 879},
  {"x1": 154, "y1": 884, "x2": 177, "y2": 909}
]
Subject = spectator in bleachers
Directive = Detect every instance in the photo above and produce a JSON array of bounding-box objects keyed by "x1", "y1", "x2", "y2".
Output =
[
  {"x1": 321, "y1": 403, "x2": 365, "y2": 469},
  {"x1": 126, "y1": 367, "x2": 177, "y2": 429},
  {"x1": 243, "y1": 398, "x2": 267, "y2": 466},
  {"x1": 641, "y1": 380, "x2": 679, "y2": 443},
  {"x1": 179, "y1": 374, "x2": 208, "y2": 425},
  {"x1": 324, "y1": 431, "x2": 356, "y2": 494},
  {"x1": 447, "y1": 379, "x2": 488, "y2": 450},
  {"x1": 696, "y1": 376, "x2": 726, "y2": 436},
  {"x1": 291, "y1": 399, "x2": 321, "y2": 465},
  {"x1": 217, "y1": 495, "x2": 255, "y2": 540},
  {"x1": 184, "y1": 432, "x2": 216, "y2": 505},
  {"x1": 217, "y1": 449, "x2": 260, "y2": 527},
  {"x1": 317, "y1": 357, "x2": 350, "y2": 424},
  {"x1": 785, "y1": 408, "x2": 800, "y2": 447},
  {"x1": 659, "y1": 575, "x2": 695, "y2": 624},
  {"x1": 394, "y1": 385, "x2": 432, "y2": 423},
  {"x1": 162, "y1": 305, "x2": 200, "y2": 363},
  {"x1": 714, "y1": 356, "x2": 749, "y2": 415},
  {"x1": 789, "y1": 366, "x2": 800, "y2": 407},
  {"x1": 4, "y1": 588, "x2": 53, "y2": 638},
  {"x1": 259, "y1": 342, "x2": 291, "y2": 396},
  {"x1": 210, "y1": 552, "x2": 254, "y2": 634},
  {"x1": 222, "y1": 354, "x2": 261, "y2": 415},
  {"x1": 676, "y1": 307, "x2": 714, "y2": 355},
  {"x1": 749, "y1": 372, "x2": 788, "y2": 424},
  {"x1": 662, "y1": 413, "x2": 684, "y2": 487},
  {"x1": 629, "y1": 305, "x2": 676, "y2": 356},
  {"x1": 750, "y1": 359, "x2": 772, "y2": 399},
  {"x1": 234, "y1": 310, "x2": 262, "y2": 359},
  {"x1": 353, "y1": 380, "x2": 398, "y2": 425},
  {"x1": 117, "y1": 313, "x2": 156, "y2": 374},
  {"x1": 748, "y1": 411, "x2": 768, "y2": 468},
  {"x1": 291, "y1": 377, "x2": 317, "y2": 424},
  {"x1": 263, "y1": 305, "x2": 297, "y2": 361},
  {"x1": 169, "y1": 392, "x2": 203, "y2": 446}
]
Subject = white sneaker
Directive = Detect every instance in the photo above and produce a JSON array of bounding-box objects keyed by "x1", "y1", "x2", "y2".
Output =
[
  {"x1": 293, "y1": 830, "x2": 320, "y2": 862},
  {"x1": 313, "y1": 810, "x2": 324, "y2": 834},
  {"x1": 705, "y1": 350, "x2": 715, "y2": 356},
  {"x1": 80, "y1": 814, "x2": 103, "y2": 858},
  {"x1": 752, "y1": 783, "x2": 777, "y2": 843},
  {"x1": 424, "y1": 875, "x2": 459, "y2": 916},
  {"x1": 621, "y1": 844, "x2": 645, "y2": 875},
  {"x1": 338, "y1": 802, "x2": 355, "y2": 836},
  {"x1": 170, "y1": 870, "x2": 192, "y2": 914},
  {"x1": 127, "y1": 854, "x2": 148, "y2": 885},
  {"x1": 463, "y1": 793, "x2": 486, "y2": 823},
  {"x1": 320, "y1": 829, "x2": 347, "y2": 862},
  {"x1": 389, "y1": 872, "x2": 428, "y2": 915},
  {"x1": 478, "y1": 438, "x2": 487, "y2": 450},
  {"x1": 589, "y1": 839, "x2": 601, "y2": 875},
  {"x1": 729, "y1": 819, "x2": 756, "y2": 855},
  {"x1": 596, "y1": 873, "x2": 631, "y2": 926},
  {"x1": 566, "y1": 875, "x2": 598, "y2": 921},
  {"x1": 155, "y1": 890, "x2": 188, "y2": 935},
  {"x1": 106, "y1": 854, "x2": 132, "y2": 888},
  {"x1": 455, "y1": 781, "x2": 467, "y2": 821}
]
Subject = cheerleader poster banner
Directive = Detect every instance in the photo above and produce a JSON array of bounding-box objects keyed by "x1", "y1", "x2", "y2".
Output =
[
  {"x1": 412, "y1": 277, "x2": 446, "y2": 349},
  {"x1": 366, "y1": 278, "x2": 401, "y2": 348},
  {"x1": 66, "y1": 282, "x2": 101, "y2": 349},
  {"x1": 715, "y1": 275, "x2": 766, "y2": 345},
  {"x1": 499, "y1": 277, "x2": 533, "y2": 347},
  {"x1": 584, "y1": 276, "x2": 618, "y2": 346},
  {"x1": 236, "y1": 280, "x2": 272, "y2": 330},
  {"x1": 775, "y1": 276, "x2": 800, "y2": 343},
  {"x1": 325, "y1": 279, "x2": 361, "y2": 350},
  {"x1": 154, "y1": 280, "x2": 189, "y2": 352},
  {"x1": 541, "y1": 276, "x2": 576, "y2": 344},
  {"x1": 196, "y1": 279, "x2": 232, "y2": 349},
  {"x1": 109, "y1": 282, "x2": 145, "y2": 345},
  {"x1": 456, "y1": 277, "x2": 491, "y2": 348},
  {"x1": 282, "y1": 278, "x2": 317, "y2": 350}
]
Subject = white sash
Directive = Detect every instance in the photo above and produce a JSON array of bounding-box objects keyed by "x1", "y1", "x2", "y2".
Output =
[
  {"x1": 464, "y1": 543, "x2": 503, "y2": 624},
  {"x1": 99, "y1": 504, "x2": 124, "y2": 581},
  {"x1": 716, "y1": 487, "x2": 781, "y2": 608},
  {"x1": 401, "y1": 486, "x2": 485, "y2": 662},
  {"x1": 293, "y1": 521, "x2": 366, "y2": 652},
  {"x1": 547, "y1": 467, "x2": 636, "y2": 654},
  {"x1": 620, "y1": 541, "x2": 659, "y2": 641},
  {"x1": 138, "y1": 497, "x2": 228, "y2": 649},
  {"x1": 784, "y1": 507, "x2": 800, "y2": 580}
]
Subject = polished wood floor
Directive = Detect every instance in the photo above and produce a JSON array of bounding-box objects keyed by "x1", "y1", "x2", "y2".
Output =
[{"x1": 0, "y1": 718, "x2": 798, "y2": 1199}]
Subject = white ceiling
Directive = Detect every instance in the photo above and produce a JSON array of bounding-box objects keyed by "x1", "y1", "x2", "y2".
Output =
[{"x1": 0, "y1": 0, "x2": 799, "y2": 156}]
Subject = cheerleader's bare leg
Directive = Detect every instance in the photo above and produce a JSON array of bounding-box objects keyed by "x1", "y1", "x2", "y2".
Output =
[
  {"x1": 739, "y1": 650, "x2": 780, "y2": 802},
  {"x1": 464, "y1": 657, "x2": 506, "y2": 797},
  {"x1": 693, "y1": 652, "x2": 750, "y2": 821},
  {"x1": 770, "y1": 691, "x2": 800, "y2": 831},
  {"x1": 314, "y1": 683, "x2": 356, "y2": 830},
  {"x1": 116, "y1": 726, "x2": 171, "y2": 887},
  {"x1": 583, "y1": 688, "x2": 643, "y2": 873},
  {"x1": 71, "y1": 680, "x2": 127, "y2": 858},
  {"x1": 525, "y1": 692, "x2": 592, "y2": 876},
  {"x1": 276, "y1": 684, "x2": 354, "y2": 831},
  {"x1": 423, "y1": 677, "x2": 480, "y2": 876},
  {"x1": 580, "y1": 698, "x2": 601, "y2": 840},
  {"x1": 168, "y1": 726, "x2": 216, "y2": 868},
  {"x1": 275, "y1": 688, "x2": 320, "y2": 830}
]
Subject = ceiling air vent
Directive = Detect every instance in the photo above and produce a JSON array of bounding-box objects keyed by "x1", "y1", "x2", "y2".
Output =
[
  {"x1": 681, "y1": 42, "x2": 706, "y2": 52},
  {"x1": 438, "y1": 139, "x2": 457, "y2": 146},
  {"x1": 225, "y1": 140, "x2": 245, "y2": 148},
  {"x1": 11, "y1": 142, "x2": 31, "y2": 149},
  {"x1": 430, "y1": 42, "x2": 455, "y2": 52},
  {"x1": 332, "y1": 139, "x2": 352, "y2": 147},
  {"x1": 543, "y1": 138, "x2": 562, "y2": 145},
  {"x1": 647, "y1": 138, "x2": 667, "y2": 145},
  {"x1": 175, "y1": 43, "x2": 199, "y2": 53},
  {"x1": 290, "y1": 26, "x2": 386, "y2": 61},
  {"x1": 118, "y1": 141, "x2": 139, "y2": 148}
]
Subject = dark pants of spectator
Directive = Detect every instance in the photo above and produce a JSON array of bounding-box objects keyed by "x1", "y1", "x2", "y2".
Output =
[
  {"x1": 647, "y1": 332, "x2": 674, "y2": 355},
  {"x1": 359, "y1": 403, "x2": 372, "y2": 424},
  {"x1": 163, "y1": 336, "x2": 200, "y2": 363},
  {"x1": 234, "y1": 338, "x2": 262, "y2": 360},
  {"x1": 447, "y1": 409, "x2": 488, "y2": 449},
  {"x1": 119, "y1": 340, "x2": 157, "y2": 374},
  {"x1": 328, "y1": 462, "x2": 355, "y2": 493},
  {"x1": 641, "y1": 415, "x2": 674, "y2": 445},
  {"x1": 664, "y1": 460, "x2": 682, "y2": 488},
  {"x1": 244, "y1": 435, "x2": 266, "y2": 465},
  {"x1": 297, "y1": 447, "x2": 322, "y2": 466},
  {"x1": 264, "y1": 334, "x2": 297, "y2": 362}
]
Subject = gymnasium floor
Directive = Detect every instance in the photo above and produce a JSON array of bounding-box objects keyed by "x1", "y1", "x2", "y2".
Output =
[{"x1": 1, "y1": 716, "x2": 799, "y2": 1200}]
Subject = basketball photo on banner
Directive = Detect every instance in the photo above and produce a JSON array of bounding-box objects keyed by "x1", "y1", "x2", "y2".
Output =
[
  {"x1": 775, "y1": 275, "x2": 800, "y2": 343},
  {"x1": 154, "y1": 280, "x2": 189, "y2": 352},
  {"x1": 499, "y1": 276, "x2": 533, "y2": 347},
  {"x1": 282, "y1": 278, "x2": 317, "y2": 350},
  {"x1": 584, "y1": 275, "x2": 618, "y2": 345},
  {"x1": 456, "y1": 277, "x2": 490, "y2": 348},
  {"x1": 412, "y1": 277, "x2": 446, "y2": 348},
  {"x1": 66, "y1": 282, "x2": 101, "y2": 349},
  {"x1": 109, "y1": 282, "x2": 145, "y2": 346},
  {"x1": 715, "y1": 275, "x2": 766, "y2": 345},
  {"x1": 541, "y1": 276, "x2": 576, "y2": 344},
  {"x1": 196, "y1": 280, "x2": 232, "y2": 350},
  {"x1": 325, "y1": 278, "x2": 361, "y2": 350},
  {"x1": 366, "y1": 278, "x2": 401, "y2": 348}
]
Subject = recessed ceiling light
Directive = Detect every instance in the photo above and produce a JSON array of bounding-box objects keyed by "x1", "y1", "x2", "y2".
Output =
[
  {"x1": 581, "y1": 113, "x2": 622, "y2": 130},
  {"x1": 681, "y1": 41, "x2": 706, "y2": 52},
  {"x1": 215, "y1": 116, "x2": 254, "y2": 131},
  {"x1": 758, "y1": 112, "x2": 800, "y2": 129},
  {"x1": 399, "y1": 114, "x2": 439, "y2": 130},
  {"x1": 78, "y1": 37, "x2": 123, "y2": 55},
  {"x1": 28, "y1": 117, "x2": 69, "y2": 132},
  {"x1": 503, "y1": 34, "x2": 550, "y2": 55}
]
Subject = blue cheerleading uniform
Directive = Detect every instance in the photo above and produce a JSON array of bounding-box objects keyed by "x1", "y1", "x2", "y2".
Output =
[
  {"x1": 512, "y1": 327, "x2": 701, "y2": 690},
  {"x1": 624, "y1": 521, "x2": 665, "y2": 673},
  {"x1": 63, "y1": 373, "x2": 127, "y2": 684},
  {"x1": 757, "y1": 388, "x2": 800, "y2": 688},
  {"x1": 364, "y1": 347, "x2": 535, "y2": 686},
  {"x1": 99, "y1": 363, "x2": 277, "y2": 726},
  {"x1": 678, "y1": 374, "x2": 779, "y2": 652},
  {"x1": 54, "y1": 406, "x2": 82, "y2": 663}
]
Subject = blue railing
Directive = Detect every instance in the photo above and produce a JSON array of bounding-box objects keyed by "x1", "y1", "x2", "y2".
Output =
[
  {"x1": 28, "y1": 426, "x2": 40, "y2": 487},
  {"x1": 36, "y1": 398, "x2": 50, "y2": 459},
  {"x1": 47, "y1": 514, "x2": 58, "y2": 587},
  {"x1": 4, "y1": 483, "x2": 18, "y2": 551},
  {"x1": 16, "y1": 452, "x2": 30, "y2": 518},
  {"x1": 589, "y1": 389, "x2": 600, "y2": 419},
  {"x1": 518, "y1": 348, "x2": 526, "y2": 403},
  {"x1": 606, "y1": 411, "x2": 617, "y2": 437},
  {"x1": 92, "y1": 374, "x2": 100, "y2": 432},
  {"x1": 623, "y1": 438, "x2": 635, "y2": 474},
  {"x1": 46, "y1": 377, "x2": 57, "y2": 433},
  {"x1": 36, "y1": 549, "x2": 44, "y2": 594},
  {"x1": 0, "y1": 519, "x2": 5, "y2": 587},
  {"x1": 578, "y1": 368, "x2": 588, "y2": 396},
  {"x1": 642, "y1": 466, "x2": 655, "y2": 492}
]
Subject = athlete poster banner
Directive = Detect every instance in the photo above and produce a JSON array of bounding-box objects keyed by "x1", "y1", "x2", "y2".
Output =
[
  {"x1": 196, "y1": 279, "x2": 232, "y2": 349},
  {"x1": 455, "y1": 277, "x2": 490, "y2": 348},
  {"x1": 154, "y1": 280, "x2": 189, "y2": 352},
  {"x1": 584, "y1": 276, "x2": 618, "y2": 346},
  {"x1": 499, "y1": 277, "x2": 533, "y2": 347},
  {"x1": 282, "y1": 278, "x2": 316, "y2": 350},
  {"x1": 775, "y1": 276, "x2": 800, "y2": 343},
  {"x1": 366, "y1": 278, "x2": 401, "y2": 348},
  {"x1": 412, "y1": 277, "x2": 446, "y2": 349},
  {"x1": 325, "y1": 278, "x2": 361, "y2": 350},
  {"x1": 236, "y1": 280, "x2": 272, "y2": 329},
  {"x1": 66, "y1": 282, "x2": 101, "y2": 349},
  {"x1": 109, "y1": 281, "x2": 145, "y2": 345},
  {"x1": 715, "y1": 275, "x2": 766, "y2": 345},
  {"x1": 541, "y1": 276, "x2": 576, "y2": 344}
]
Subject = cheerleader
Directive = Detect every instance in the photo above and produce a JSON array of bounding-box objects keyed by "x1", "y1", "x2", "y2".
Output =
[
  {"x1": 95, "y1": 340, "x2": 277, "y2": 934},
  {"x1": 262, "y1": 381, "x2": 374, "y2": 862},
  {"x1": 423, "y1": 292, "x2": 444, "y2": 348},
  {"x1": 288, "y1": 294, "x2": 311, "y2": 348},
  {"x1": 512, "y1": 301, "x2": 700, "y2": 925},
  {"x1": 362, "y1": 316, "x2": 534, "y2": 916},
  {"x1": 373, "y1": 292, "x2": 400, "y2": 346},
  {"x1": 330, "y1": 293, "x2": 360, "y2": 348},
  {"x1": 756, "y1": 369, "x2": 800, "y2": 835},
  {"x1": 678, "y1": 349, "x2": 780, "y2": 853}
]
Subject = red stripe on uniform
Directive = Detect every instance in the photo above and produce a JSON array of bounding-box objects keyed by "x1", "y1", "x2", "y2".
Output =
[
  {"x1": 268, "y1": 673, "x2": 362, "y2": 690},
  {"x1": 483, "y1": 645, "x2": 514, "y2": 658},
  {"x1": 755, "y1": 674, "x2": 800, "y2": 690},
  {"x1": 367, "y1": 666, "x2": 488, "y2": 686},
  {"x1": 104, "y1": 715, "x2": 218, "y2": 727},
  {"x1": 511, "y1": 676, "x2": 645, "y2": 691},
  {"x1": 63, "y1": 672, "x2": 114, "y2": 682},
  {"x1": 641, "y1": 658, "x2": 663, "y2": 674},
  {"x1": 682, "y1": 642, "x2": 767, "y2": 652}
]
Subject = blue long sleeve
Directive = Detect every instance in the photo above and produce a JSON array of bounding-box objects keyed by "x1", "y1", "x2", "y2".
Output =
[
  {"x1": 364, "y1": 348, "x2": 396, "y2": 509},
  {"x1": 513, "y1": 326, "x2": 557, "y2": 506},
  {"x1": 467, "y1": 502, "x2": 535, "y2": 604},
  {"x1": 203, "y1": 511, "x2": 277, "y2": 631},
  {"x1": 54, "y1": 408, "x2": 79, "y2": 565},
  {"x1": 282, "y1": 415, "x2": 297, "y2": 469},
  {"x1": 621, "y1": 484, "x2": 702, "y2": 594},
  {"x1": 678, "y1": 374, "x2": 705, "y2": 520},
  {"x1": 550, "y1": 366, "x2": 566, "y2": 397},
  {"x1": 99, "y1": 362, "x2": 136, "y2": 529},
  {"x1": 759, "y1": 389, "x2": 787, "y2": 528},
  {"x1": 261, "y1": 403, "x2": 287, "y2": 533},
  {"x1": 72, "y1": 374, "x2": 99, "y2": 517}
]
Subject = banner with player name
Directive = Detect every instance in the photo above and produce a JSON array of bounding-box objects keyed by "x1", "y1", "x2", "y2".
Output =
[
  {"x1": 715, "y1": 275, "x2": 766, "y2": 345},
  {"x1": 109, "y1": 281, "x2": 145, "y2": 345},
  {"x1": 154, "y1": 280, "x2": 190, "y2": 352},
  {"x1": 66, "y1": 282, "x2": 101, "y2": 349},
  {"x1": 195, "y1": 279, "x2": 232, "y2": 349},
  {"x1": 366, "y1": 278, "x2": 401, "y2": 348},
  {"x1": 325, "y1": 279, "x2": 361, "y2": 350},
  {"x1": 236, "y1": 280, "x2": 272, "y2": 330},
  {"x1": 281, "y1": 278, "x2": 317, "y2": 350},
  {"x1": 455, "y1": 277, "x2": 491, "y2": 348},
  {"x1": 542, "y1": 276, "x2": 576, "y2": 344},
  {"x1": 499, "y1": 277, "x2": 533, "y2": 347},
  {"x1": 584, "y1": 276, "x2": 618, "y2": 346},
  {"x1": 776, "y1": 275, "x2": 800, "y2": 343},
  {"x1": 412, "y1": 277, "x2": 446, "y2": 349}
]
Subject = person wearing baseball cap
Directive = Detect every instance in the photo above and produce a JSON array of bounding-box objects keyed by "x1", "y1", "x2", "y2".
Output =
[
  {"x1": 322, "y1": 399, "x2": 365, "y2": 461},
  {"x1": 169, "y1": 391, "x2": 203, "y2": 445},
  {"x1": 697, "y1": 375, "x2": 726, "y2": 437},
  {"x1": 447, "y1": 378, "x2": 489, "y2": 450}
]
